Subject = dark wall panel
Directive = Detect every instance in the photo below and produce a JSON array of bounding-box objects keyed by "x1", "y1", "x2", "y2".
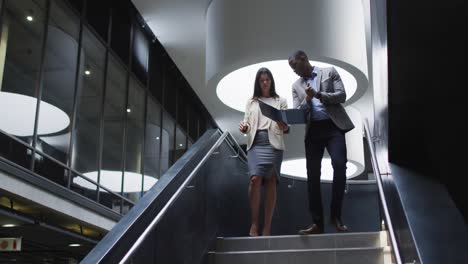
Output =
[{"x1": 387, "y1": 0, "x2": 467, "y2": 221}]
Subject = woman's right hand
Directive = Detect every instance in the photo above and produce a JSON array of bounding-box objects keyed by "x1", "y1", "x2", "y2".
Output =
[{"x1": 239, "y1": 121, "x2": 248, "y2": 133}]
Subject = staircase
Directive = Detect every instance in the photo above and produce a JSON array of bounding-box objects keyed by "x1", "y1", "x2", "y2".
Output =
[{"x1": 208, "y1": 231, "x2": 392, "y2": 264}]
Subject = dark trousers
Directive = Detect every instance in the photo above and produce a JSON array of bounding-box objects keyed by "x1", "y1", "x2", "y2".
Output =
[{"x1": 305, "y1": 119, "x2": 347, "y2": 229}]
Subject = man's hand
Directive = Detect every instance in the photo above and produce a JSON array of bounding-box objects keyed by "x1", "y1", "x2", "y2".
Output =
[
  {"x1": 276, "y1": 121, "x2": 288, "y2": 131},
  {"x1": 239, "y1": 121, "x2": 248, "y2": 133},
  {"x1": 305, "y1": 83, "x2": 316, "y2": 101}
]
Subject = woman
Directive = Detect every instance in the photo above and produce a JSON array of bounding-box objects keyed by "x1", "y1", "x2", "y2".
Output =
[{"x1": 239, "y1": 67, "x2": 289, "y2": 236}]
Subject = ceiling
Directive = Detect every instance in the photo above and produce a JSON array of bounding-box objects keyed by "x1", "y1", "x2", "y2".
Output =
[
  {"x1": 0, "y1": 194, "x2": 102, "y2": 263},
  {"x1": 131, "y1": 0, "x2": 375, "y2": 170}
]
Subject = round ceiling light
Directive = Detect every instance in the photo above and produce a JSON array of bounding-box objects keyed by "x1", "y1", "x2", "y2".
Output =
[
  {"x1": 74, "y1": 170, "x2": 158, "y2": 193},
  {"x1": 0, "y1": 92, "x2": 70, "y2": 137},
  {"x1": 281, "y1": 158, "x2": 360, "y2": 182},
  {"x1": 216, "y1": 60, "x2": 357, "y2": 112}
]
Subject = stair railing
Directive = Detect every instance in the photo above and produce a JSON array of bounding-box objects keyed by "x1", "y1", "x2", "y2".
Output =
[{"x1": 364, "y1": 118, "x2": 402, "y2": 264}]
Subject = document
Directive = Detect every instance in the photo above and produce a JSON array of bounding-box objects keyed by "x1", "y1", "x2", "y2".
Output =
[{"x1": 258, "y1": 100, "x2": 306, "y2": 124}]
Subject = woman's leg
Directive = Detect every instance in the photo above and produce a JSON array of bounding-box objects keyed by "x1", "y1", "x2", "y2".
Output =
[
  {"x1": 249, "y1": 176, "x2": 262, "y2": 236},
  {"x1": 262, "y1": 173, "x2": 277, "y2": 236}
]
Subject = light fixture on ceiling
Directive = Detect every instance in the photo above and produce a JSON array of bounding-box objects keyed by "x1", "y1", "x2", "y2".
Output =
[
  {"x1": 2, "y1": 224, "x2": 17, "y2": 228},
  {"x1": 216, "y1": 60, "x2": 357, "y2": 113},
  {"x1": 0, "y1": 92, "x2": 70, "y2": 137},
  {"x1": 179, "y1": 143, "x2": 183, "y2": 147},
  {"x1": 126, "y1": 108, "x2": 131, "y2": 113},
  {"x1": 84, "y1": 69, "x2": 91, "y2": 75},
  {"x1": 74, "y1": 170, "x2": 158, "y2": 193},
  {"x1": 68, "y1": 243, "x2": 81, "y2": 247},
  {"x1": 26, "y1": 9, "x2": 34, "y2": 22}
]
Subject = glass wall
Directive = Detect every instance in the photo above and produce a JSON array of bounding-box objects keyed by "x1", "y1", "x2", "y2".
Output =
[
  {"x1": 0, "y1": 0, "x2": 47, "y2": 169},
  {"x1": 124, "y1": 77, "x2": 145, "y2": 202},
  {"x1": 39, "y1": 0, "x2": 80, "y2": 163},
  {"x1": 71, "y1": 27, "x2": 106, "y2": 177},
  {"x1": 174, "y1": 126, "x2": 187, "y2": 161},
  {"x1": 161, "y1": 111, "x2": 175, "y2": 175},
  {"x1": 0, "y1": 0, "x2": 214, "y2": 215},
  {"x1": 0, "y1": 0, "x2": 46, "y2": 140},
  {"x1": 100, "y1": 55, "x2": 126, "y2": 200},
  {"x1": 144, "y1": 97, "x2": 161, "y2": 190}
]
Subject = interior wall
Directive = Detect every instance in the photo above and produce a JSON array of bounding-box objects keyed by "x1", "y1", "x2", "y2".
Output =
[{"x1": 387, "y1": 0, "x2": 467, "y2": 222}]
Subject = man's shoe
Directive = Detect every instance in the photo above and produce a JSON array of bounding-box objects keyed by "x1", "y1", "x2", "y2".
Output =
[
  {"x1": 331, "y1": 218, "x2": 348, "y2": 232},
  {"x1": 298, "y1": 224, "x2": 323, "y2": 235}
]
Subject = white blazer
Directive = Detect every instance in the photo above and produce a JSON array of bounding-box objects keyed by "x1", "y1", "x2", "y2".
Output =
[{"x1": 242, "y1": 97, "x2": 288, "y2": 151}]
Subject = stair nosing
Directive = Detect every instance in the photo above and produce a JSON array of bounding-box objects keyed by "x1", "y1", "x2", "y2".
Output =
[
  {"x1": 216, "y1": 231, "x2": 382, "y2": 240},
  {"x1": 209, "y1": 246, "x2": 385, "y2": 255}
]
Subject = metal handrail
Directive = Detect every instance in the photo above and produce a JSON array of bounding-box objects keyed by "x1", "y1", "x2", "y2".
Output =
[
  {"x1": 224, "y1": 132, "x2": 248, "y2": 163},
  {"x1": 119, "y1": 131, "x2": 230, "y2": 263},
  {"x1": 363, "y1": 119, "x2": 402, "y2": 264},
  {"x1": 0, "y1": 130, "x2": 135, "y2": 206}
]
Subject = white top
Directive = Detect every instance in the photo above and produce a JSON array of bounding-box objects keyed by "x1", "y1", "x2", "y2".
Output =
[
  {"x1": 243, "y1": 97, "x2": 288, "y2": 151},
  {"x1": 257, "y1": 97, "x2": 276, "y2": 130}
]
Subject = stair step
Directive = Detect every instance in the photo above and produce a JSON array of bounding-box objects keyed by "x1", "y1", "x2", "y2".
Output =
[
  {"x1": 209, "y1": 247, "x2": 384, "y2": 264},
  {"x1": 216, "y1": 232, "x2": 381, "y2": 252}
]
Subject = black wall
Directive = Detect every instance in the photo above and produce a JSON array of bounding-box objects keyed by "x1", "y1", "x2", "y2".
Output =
[{"x1": 388, "y1": 0, "x2": 468, "y2": 222}]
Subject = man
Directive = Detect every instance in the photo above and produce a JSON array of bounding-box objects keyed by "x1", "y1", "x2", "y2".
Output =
[{"x1": 289, "y1": 50, "x2": 354, "y2": 234}]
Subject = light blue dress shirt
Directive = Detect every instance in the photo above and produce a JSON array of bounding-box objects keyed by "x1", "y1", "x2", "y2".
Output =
[{"x1": 304, "y1": 68, "x2": 330, "y2": 121}]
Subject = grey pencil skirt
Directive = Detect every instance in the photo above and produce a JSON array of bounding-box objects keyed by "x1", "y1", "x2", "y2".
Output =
[{"x1": 247, "y1": 130, "x2": 283, "y2": 183}]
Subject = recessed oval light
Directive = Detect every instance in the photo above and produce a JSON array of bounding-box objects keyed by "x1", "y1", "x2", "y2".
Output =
[
  {"x1": 281, "y1": 158, "x2": 359, "y2": 182},
  {"x1": 0, "y1": 92, "x2": 70, "y2": 136},
  {"x1": 216, "y1": 60, "x2": 357, "y2": 112}
]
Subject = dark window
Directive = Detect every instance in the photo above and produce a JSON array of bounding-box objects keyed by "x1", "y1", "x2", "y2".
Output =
[
  {"x1": 110, "y1": 0, "x2": 131, "y2": 64},
  {"x1": 0, "y1": 134, "x2": 31, "y2": 169},
  {"x1": 86, "y1": 0, "x2": 110, "y2": 42},
  {"x1": 188, "y1": 104, "x2": 199, "y2": 140},
  {"x1": 66, "y1": 0, "x2": 83, "y2": 14},
  {"x1": 148, "y1": 41, "x2": 165, "y2": 103},
  {"x1": 199, "y1": 116, "x2": 207, "y2": 136},
  {"x1": 33, "y1": 154, "x2": 69, "y2": 187},
  {"x1": 163, "y1": 68, "x2": 177, "y2": 119},
  {"x1": 131, "y1": 19, "x2": 149, "y2": 84},
  {"x1": 177, "y1": 83, "x2": 187, "y2": 131}
]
